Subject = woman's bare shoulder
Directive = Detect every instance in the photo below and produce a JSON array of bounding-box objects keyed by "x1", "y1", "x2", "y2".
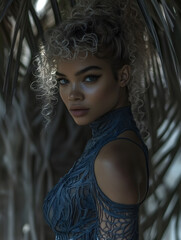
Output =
[{"x1": 94, "y1": 131, "x2": 147, "y2": 204}]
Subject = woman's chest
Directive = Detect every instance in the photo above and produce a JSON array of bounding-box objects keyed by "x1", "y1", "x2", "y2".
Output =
[{"x1": 43, "y1": 157, "x2": 97, "y2": 230}]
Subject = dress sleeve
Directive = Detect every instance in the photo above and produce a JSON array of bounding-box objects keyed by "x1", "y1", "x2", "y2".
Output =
[{"x1": 95, "y1": 187, "x2": 140, "y2": 240}]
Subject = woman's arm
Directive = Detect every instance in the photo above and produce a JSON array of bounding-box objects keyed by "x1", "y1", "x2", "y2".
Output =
[{"x1": 94, "y1": 136, "x2": 147, "y2": 239}]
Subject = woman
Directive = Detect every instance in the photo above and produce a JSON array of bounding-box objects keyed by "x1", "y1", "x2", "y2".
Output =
[{"x1": 35, "y1": 0, "x2": 151, "y2": 239}]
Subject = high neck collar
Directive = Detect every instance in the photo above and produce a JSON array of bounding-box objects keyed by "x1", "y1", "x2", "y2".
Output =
[{"x1": 89, "y1": 105, "x2": 135, "y2": 138}]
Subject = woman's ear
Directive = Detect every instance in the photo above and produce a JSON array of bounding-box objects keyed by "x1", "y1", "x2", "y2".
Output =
[{"x1": 117, "y1": 65, "x2": 130, "y2": 87}]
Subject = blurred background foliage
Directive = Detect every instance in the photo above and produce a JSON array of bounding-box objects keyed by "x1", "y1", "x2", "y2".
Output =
[{"x1": 0, "y1": 0, "x2": 181, "y2": 240}]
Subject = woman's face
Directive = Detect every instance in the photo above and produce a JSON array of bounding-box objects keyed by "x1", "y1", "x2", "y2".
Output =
[{"x1": 56, "y1": 54, "x2": 129, "y2": 125}]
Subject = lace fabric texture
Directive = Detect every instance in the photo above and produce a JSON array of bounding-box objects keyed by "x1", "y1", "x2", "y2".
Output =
[{"x1": 43, "y1": 106, "x2": 149, "y2": 240}]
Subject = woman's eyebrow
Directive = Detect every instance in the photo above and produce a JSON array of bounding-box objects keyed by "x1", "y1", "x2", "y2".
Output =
[
  {"x1": 56, "y1": 72, "x2": 66, "y2": 77},
  {"x1": 56, "y1": 66, "x2": 102, "y2": 77}
]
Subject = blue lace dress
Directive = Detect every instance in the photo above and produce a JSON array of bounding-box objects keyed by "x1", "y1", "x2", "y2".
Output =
[{"x1": 43, "y1": 106, "x2": 149, "y2": 240}]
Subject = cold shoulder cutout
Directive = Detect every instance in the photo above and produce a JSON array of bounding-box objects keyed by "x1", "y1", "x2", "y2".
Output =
[
  {"x1": 43, "y1": 106, "x2": 149, "y2": 240},
  {"x1": 94, "y1": 138, "x2": 147, "y2": 205}
]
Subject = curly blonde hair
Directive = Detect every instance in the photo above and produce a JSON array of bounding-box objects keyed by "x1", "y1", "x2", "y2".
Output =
[{"x1": 33, "y1": 0, "x2": 152, "y2": 138}]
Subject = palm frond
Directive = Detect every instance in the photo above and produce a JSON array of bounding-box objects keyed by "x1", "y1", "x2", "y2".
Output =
[
  {"x1": 137, "y1": 0, "x2": 181, "y2": 90},
  {"x1": 50, "y1": 0, "x2": 62, "y2": 25},
  {"x1": 2, "y1": 0, "x2": 31, "y2": 106},
  {"x1": 140, "y1": 30, "x2": 181, "y2": 238},
  {"x1": 29, "y1": 3, "x2": 44, "y2": 39},
  {"x1": 0, "y1": 0, "x2": 13, "y2": 22}
]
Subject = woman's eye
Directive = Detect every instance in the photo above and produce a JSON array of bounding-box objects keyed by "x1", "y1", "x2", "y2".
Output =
[
  {"x1": 84, "y1": 75, "x2": 101, "y2": 83},
  {"x1": 57, "y1": 78, "x2": 69, "y2": 86}
]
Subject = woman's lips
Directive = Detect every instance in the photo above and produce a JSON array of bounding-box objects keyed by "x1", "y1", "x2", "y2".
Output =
[{"x1": 69, "y1": 109, "x2": 89, "y2": 117}]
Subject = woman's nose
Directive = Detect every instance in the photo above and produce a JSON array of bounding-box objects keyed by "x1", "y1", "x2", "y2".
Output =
[{"x1": 68, "y1": 84, "x2": 84, "y2": 101}]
